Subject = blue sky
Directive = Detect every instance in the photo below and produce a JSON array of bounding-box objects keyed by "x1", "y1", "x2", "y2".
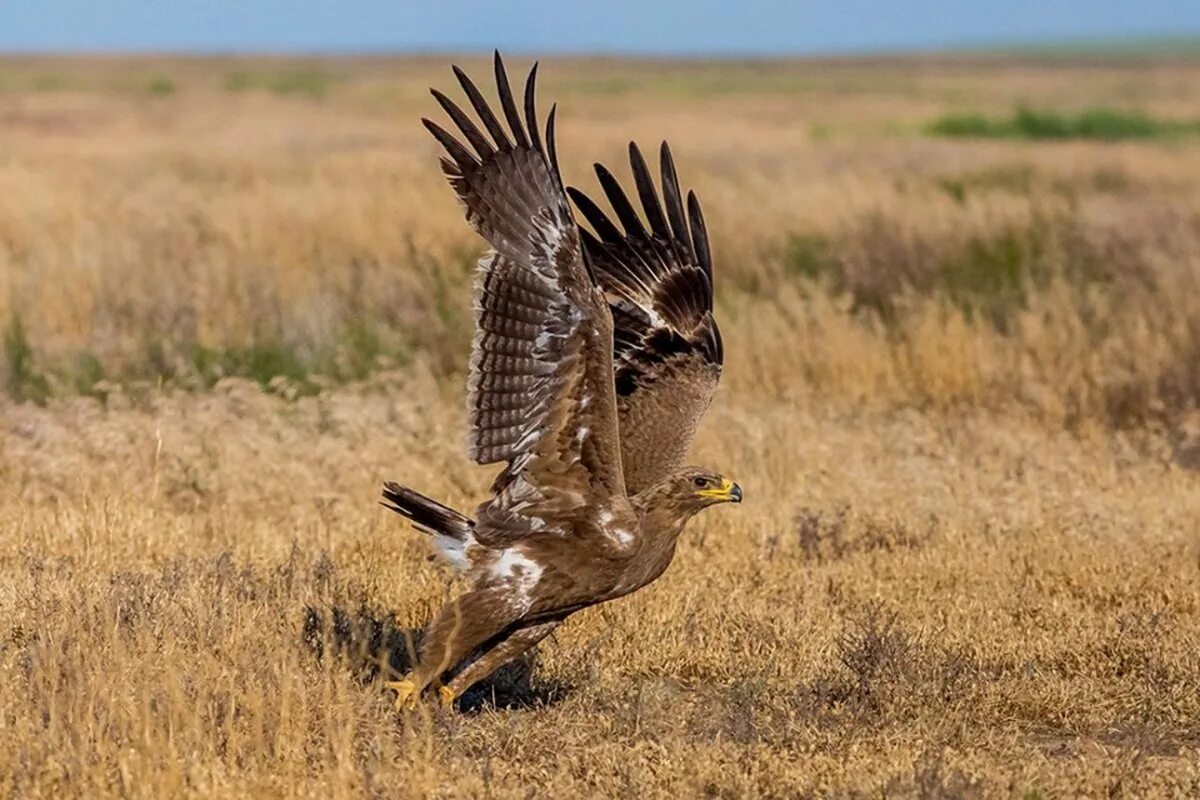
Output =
[{"x1": 2, "y1": 1, "x2": 1198, "y2": 55}]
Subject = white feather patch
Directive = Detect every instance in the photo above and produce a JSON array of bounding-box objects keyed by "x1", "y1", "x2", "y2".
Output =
[
  {"x1": 433, "y1": 532, "x2": 476, "y2": 572},
  {"x1": 491, "y1": 546, "x2": 544, "y2": 610}
]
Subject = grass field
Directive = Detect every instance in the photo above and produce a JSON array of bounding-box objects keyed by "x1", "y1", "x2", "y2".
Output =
[{"x1": 2, "y1": 54, "x2": 1200, "y2": 797}]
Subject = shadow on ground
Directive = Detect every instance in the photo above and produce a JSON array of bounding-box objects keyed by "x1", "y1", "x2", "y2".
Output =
[{"x1": 302, "y1": 605, "x2": 570, "y2": 713}]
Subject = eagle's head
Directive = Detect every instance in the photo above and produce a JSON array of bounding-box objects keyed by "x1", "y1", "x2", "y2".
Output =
[{"x1": 668, "y1": 466, "x2": 743, "y2": 515}]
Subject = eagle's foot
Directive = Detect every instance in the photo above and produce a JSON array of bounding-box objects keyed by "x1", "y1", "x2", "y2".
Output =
[
  {"x1": 384, "y1": 679, "x2": 418, "y2": 711},
  {"x1": 438, "y1": 685, "x2": 457, "y2": 710}
]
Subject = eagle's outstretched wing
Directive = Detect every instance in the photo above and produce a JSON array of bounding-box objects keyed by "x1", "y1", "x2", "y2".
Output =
[
  {"x1": 567, "y1": 143, "x2": 723, "y2": 494},
  {"x1": 423, "y1": 54, "x2": 626, "y2": 542}
]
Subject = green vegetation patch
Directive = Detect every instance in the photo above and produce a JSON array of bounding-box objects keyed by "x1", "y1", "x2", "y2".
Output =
[
  {"x1": 1, "y1": 318, "x2": 418, "y2": 404},
  {"x1": 4, "y1": 315, "x2": 50, "y2": 404},
  {"x1": 224, "y1": 68, "x2": 341, "y2": 100},
  {"x1": 144, "y1": 76, "x2": 177, "y2": 96},
  {"x1": 927, "y1": 107, "x2": 1200, "y2": 141},
  {"x1": 780, "y1": 210, "x2": 1119, "y2": 328}
]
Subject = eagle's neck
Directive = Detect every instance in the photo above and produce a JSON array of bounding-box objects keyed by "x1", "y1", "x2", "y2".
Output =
[
  {"x1": 629, "y1": 489, "x2": 691, "y2": 559},
  {"x1": 630, "y1": 488, "x2": 690, "y2": 534}
]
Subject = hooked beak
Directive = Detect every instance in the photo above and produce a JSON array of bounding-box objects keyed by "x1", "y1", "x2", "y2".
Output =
[{"x1": 697, "y1": 478, "x2": 743, "y2": 504}]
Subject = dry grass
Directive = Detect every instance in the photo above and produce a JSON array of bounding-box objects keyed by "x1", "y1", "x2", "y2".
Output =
[{"x1": 2, "y1": 54, "x2": 1200, "y2": 797}]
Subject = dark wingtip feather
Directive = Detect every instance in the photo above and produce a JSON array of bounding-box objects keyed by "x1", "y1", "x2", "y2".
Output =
[
  {"x1": 421, "y1": 117, "x2": 479, "y2": 170},
  {"x1": 686, "y1": 190, "x2": 712, "y2": 278},
  {"x1": 595, "y1": 162, "x2": 647, "y2": 238},
  {"x1": 568, "y1": 185, "x2": 624, "y2": 242},
  {"x1": 546, "y1": 103, "x2": 563, "y2": 188},
  {"x1": 524, "y1": 61, "x2": 543, "y2": 154},
  {"x1": 659, "y1": 141, "x2": 689, "y2": 247},
  {"x1": 429, "y1": 88, "x2": 494, "y2": 158},
  {"x1": 452, "y1": 63, "x2": 511, "y2": 151},
  {"x1": 628, "y1": 141, "x2": 670, "y2": 239},
  {"x1": 493, "y1": 51, "x2": 529, "y2": 148}
]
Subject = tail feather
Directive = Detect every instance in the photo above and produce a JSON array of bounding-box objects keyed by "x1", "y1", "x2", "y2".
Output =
[{"x1": 381, "y1": 481, "x2": 475, "y2": 541}]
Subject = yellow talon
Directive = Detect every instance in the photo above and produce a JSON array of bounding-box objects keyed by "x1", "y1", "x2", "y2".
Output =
[
  {"x1": 384, "y1": 679, "x2": 418, "y2": 711},
  {"x1": 438, "y1": 685, "x2": 456, "y2": 709}
]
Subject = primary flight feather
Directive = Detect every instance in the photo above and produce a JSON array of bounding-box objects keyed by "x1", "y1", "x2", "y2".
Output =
[{"x1": 381, "y1": 53, "x2": 740, "y2": 709}]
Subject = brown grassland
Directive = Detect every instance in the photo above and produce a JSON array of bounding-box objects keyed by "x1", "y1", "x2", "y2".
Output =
[{"x1": 2, "y1": 54, "x2": 1200, "y2": 797}]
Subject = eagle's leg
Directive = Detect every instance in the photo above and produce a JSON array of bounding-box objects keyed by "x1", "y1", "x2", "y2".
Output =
[
  {"x1": 441, "y1": 620, "x2": 560, "y2": 707},
  {"x1": 400, "y1": 587, "x2": 519, "y2": 707}
]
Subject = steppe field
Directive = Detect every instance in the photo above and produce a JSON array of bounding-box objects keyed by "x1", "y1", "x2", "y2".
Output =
[{"x1": 3, "y1": 53, "x2": 1200, "y2": 798}]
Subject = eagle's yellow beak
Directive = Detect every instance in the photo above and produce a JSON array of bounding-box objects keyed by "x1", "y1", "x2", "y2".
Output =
[{"x1": 696, "y1": 478, "x2": 743, "y2": 503}]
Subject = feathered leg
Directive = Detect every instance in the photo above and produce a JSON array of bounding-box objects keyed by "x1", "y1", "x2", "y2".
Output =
[
  {"x1": 386, "y1": 587, "x2": 518, "y2": 710},
  {"x1": 440, "y1": 620, "x2": 560, "y2": 707}
]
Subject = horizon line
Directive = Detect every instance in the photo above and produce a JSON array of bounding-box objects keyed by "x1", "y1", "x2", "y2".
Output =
[{"x1": 2, "y1": 32, "x2": 1199, "y2": 60}]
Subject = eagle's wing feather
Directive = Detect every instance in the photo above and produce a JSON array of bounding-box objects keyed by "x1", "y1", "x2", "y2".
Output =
[
  {"x1": 424, "y1": 54, "x2": 626, "y2": 541},
  {"x1": 567, "y1": 142, "x2": 723, "y2": 494}
]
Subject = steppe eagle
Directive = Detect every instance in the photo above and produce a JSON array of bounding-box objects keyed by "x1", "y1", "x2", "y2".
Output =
[{"x1": 381, "y1": 53, "x2": 741, "y2": 709}]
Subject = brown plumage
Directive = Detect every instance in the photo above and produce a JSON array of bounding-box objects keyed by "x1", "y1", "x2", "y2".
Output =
[
  {"x1": 381, "y1": 53, "x2": 740, "y2": 710},
  {"x1": 569, "y1": 141, "x2": 724, "y2": 493}
]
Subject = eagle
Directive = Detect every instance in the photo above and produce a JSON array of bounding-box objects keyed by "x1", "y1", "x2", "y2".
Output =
[{"x1": 380, "y1": 53, "x2": 741, "y2": 709}]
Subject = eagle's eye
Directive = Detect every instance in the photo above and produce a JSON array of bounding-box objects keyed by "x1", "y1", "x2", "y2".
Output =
[{"x1": 692, "y1": 476, "x2": 710, "y2": 488}]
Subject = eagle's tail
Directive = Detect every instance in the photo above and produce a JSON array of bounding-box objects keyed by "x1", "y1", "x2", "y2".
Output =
[
  {"x1": 381, "y1": 482, "x2": 474, "y2": 540},
  {"x1": 381, "y1": 482, "x2": 476, "y2": 570}
]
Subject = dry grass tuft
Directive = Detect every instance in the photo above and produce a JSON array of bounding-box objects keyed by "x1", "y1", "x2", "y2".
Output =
[{"x1": 2, "y1": 54, "x2": 1200, "y2": 797}]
